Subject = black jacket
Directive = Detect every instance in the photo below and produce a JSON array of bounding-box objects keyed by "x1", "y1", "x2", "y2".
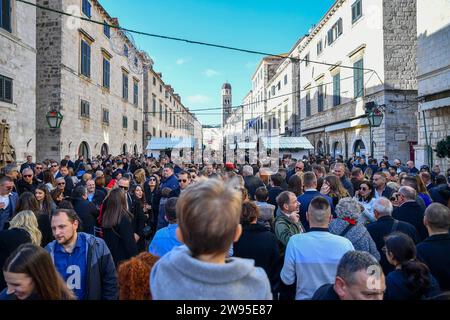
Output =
[
  {"x1": 384, "y1": 269, "x2": 441, "y2": 300},
  {"x1": 63, "y1": 176, "x2": 74, "y2": 197},
  {"x1": 393, "y1": 201, "x2": 428, "y2": 241},
  {"x1": 103, "y1": 215, "x2": 138, "y2": 266},
  {"x1": 91, "y1": 189, "x2": 106, "y2": 208},
  {"x1": 16, "y1": 179, "x2": 38, "y2": 195},
  {"x1": 268, "y1": 186, "x2": 283, "y2": 210},
  {"x1": 130, "y1": 195, "x2": 146, "y2": 252},
  {"x1": 312, "y1": 284, "x2": 340, "y2": 300},
  {"x1": 244, "y1": 176, "x2": 265, "y2": 200},
  {"x1": 233, "y1": 223, "x2": 280, "y2": 287},
  {"x1": 73, "y1": 198, "x2": 98, "y2": 235},
  {"x1": 417, "y1": 234, "x2": 450, "y2": 291},
  {"x1": 367, "y1": 216, "x2": 420, "y2": 275},
  {"x1": 381, "y1": 185, "x2": 395, "y2": 199},
  {"x1": 0, "y1": 228, "x2": 31, "y2": 290},
  {"x1": 430, "y1": 184, "x2": 450, "y2": 206}
]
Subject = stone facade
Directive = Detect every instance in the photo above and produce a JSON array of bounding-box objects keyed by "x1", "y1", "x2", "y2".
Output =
[
  {"x1": 0, "y1": 0, "x2": 36, "y2": 164},
  {"x1": 143, "y1": 68, "x2": 202, "y2": 154},
  {"x1": 415, "y1": 0, "x2": 450, "y2": 171},
  {"x1": 297, "y1": 0, "x2": 418, "y2": 161},
  {"x1": 36, "y1": 0, "x2": 145, "y2": 161}
]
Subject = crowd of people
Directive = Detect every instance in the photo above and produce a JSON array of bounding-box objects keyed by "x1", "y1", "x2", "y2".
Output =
[{"x1": 0, "y1": 152, "x2": 449, "y2": 300}]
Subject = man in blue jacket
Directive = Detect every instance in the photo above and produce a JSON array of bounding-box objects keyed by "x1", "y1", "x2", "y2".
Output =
[
  {"x1": 160, "y1": 164, "x2": 179, "y2": 193},
  {"x1": 0, "y1": 176, "x2": 18, "y2": 231},
  {"x1": 46, "y1": 209, "x2": 118, "y2": 300},
  {"x1": 297, "y1": 172, "x2": 334, "y2": 231}
]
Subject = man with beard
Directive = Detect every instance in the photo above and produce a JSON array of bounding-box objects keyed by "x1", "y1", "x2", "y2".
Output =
[{"x1": 45, "y1": 209, "x2": 118, "y2": 300}]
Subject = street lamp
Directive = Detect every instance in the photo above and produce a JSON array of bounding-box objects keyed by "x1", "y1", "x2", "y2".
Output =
[
  {"x1": 365, "y1": 102, "x2": 384, "y2": 158},
  {"x1": 46, "y1": 110, "x2": 63, "y2": 129}
]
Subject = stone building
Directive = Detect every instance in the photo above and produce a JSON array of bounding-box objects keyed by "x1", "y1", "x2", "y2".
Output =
[
  {"x1": 36, "y1": 0, "x2": 147, "y2": 161},
  {"x1": 297, "y1": 0, "x2": 418, "y2": 161},
  {"x1": 143, "y1": 68, "x2": 203, "y2": 156},
  {"x1": 415, "y1": 0, "x2": 450, "y2": 171},
  {"x1": 0, "y1": 0, "x2": 36, "y2": 163}
]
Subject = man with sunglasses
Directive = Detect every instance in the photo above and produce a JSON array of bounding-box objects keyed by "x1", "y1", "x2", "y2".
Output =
[
  {"x1": 34, "y1": 163, "x2": 44, "y2": 183},
  {"x1": 16, "y1": 168, "x2": 38, "y2": 195},
  {"x1": 0, "y1": 176, "x2": 18, "y2": 231},
  {"x1": 50, "y1": 161, "x2": 62, "y2": 179},
  {"x1": 171, "y1": 171, "x2": 191, "y2": 197}
]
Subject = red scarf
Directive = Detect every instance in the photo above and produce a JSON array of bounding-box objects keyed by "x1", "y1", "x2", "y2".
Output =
[{"x1": 343, "y1": 217, "x2": 357, "y2": 225}]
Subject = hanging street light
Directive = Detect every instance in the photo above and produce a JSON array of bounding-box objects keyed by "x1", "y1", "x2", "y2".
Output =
[{"x1": 46, "y1": 110, "x2": 63, "y2": 129}]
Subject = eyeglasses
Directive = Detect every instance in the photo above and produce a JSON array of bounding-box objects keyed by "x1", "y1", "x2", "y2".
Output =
[
  {"x1": 178, "y1": 179, "x2": 188, "y2": 183},
  {"x1": 149, "y1": 178, "x2": 156, "y2": 182},
  {"x1": 23, "y1": 175, "x2": 33, "y2": 178},
  {"x1": 360, "y1": 187, "x2": 368, "y2": 191},
  {"x1": 51, "y1": 164, "x2": 58, "y2": 167},
  {"x1": 119, "y1": 185, "x2": 129, "y2": 191},
  {"x1": 35, "y1": 167, "x2": 43, "y2": 170}
]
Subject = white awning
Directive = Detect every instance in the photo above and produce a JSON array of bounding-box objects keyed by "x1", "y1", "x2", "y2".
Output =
[
  {"x1": 237, "y1": 142, "x2": 257, "y2": 149},
  {"x1": 260, "y1": 137, "x2": 314, "y2": 150},
  {"x1": 419, "y1": 97, "x2": 450, "y2": 112},
  {"x1": 146, "y1": 137, "x2": 194, "y2": 150},
  {"x1": 325, "y1": 117, "x2": 369, "y2": 132}
]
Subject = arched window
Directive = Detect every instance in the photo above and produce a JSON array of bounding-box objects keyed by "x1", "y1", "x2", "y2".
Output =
[
  {"x1": 353, "y1": 140, "x2": 366, "y2": 157},
  {"x1": 317, "y1": 141, "x2": 325, "y2": 155},
  {"x1": 101, "y1": 143, "x2": 109, "y2": 156},
  {"x1": 333, "y1": 141, "x2": 342, "y2": 158},
  {"x1": 78, "y1": 141, "x2": 90, "y2": 160}
]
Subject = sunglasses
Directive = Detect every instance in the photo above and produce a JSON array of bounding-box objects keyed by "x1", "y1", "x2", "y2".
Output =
[
  {"x1": 58, "y1": 182, "x2": 66, "y2": 185},
  {"x1": 23, "y1": 175, "x2": 33, "y2": 178},
  {"x1": 295, "y1": 167, "x2": 303, "y2": 170},
  {"x1": 178, "y1": 179, "x2": 188, "y2": 183},
  {"x1": 35, "y1": 167, "x2": 43, "y2": 170},
  {"x1": 119, "y1": 185, "x2": 129, "y2": 191},
  {"x1": 360, "y1": 187, "x2": 368, "y2": 191},
  {"x1": 51, "y1": 164, "x2": 58, "y2": 167}
]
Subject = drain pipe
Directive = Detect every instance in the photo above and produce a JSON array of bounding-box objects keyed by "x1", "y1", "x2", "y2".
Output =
[{"x1": 422, "y1": 110, "x2": 431, "y2": 167}]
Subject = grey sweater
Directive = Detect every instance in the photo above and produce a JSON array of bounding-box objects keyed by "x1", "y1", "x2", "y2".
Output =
[
  {"x1": 329, "y1": 219, "x2": 381, "y2": 261},
  {"x1": 150, "y1": 245, "x2": 272, "y2": 300}
]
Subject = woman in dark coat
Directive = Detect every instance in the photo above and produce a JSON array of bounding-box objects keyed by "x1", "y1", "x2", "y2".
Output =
[
  {"x1": 143, "y1": 174, "x2": 161, "y2": 235},
  {"x1": 384, "y1": 232, "x2": 441, "y2": 300},
  {"x1": 101, "y1": 188, "x2": 138, "y2": 266}
]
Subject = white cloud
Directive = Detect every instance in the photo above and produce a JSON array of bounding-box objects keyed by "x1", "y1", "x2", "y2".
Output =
[
  {"x1": 176, "y1": 58, "x2": 188, "y2": 65},
  {"x1": 204, "y1": 69, "x2": 220, "y2": 77},
  {"x1": 187, "y1": 95, "x2": 210, "y2": 104}
]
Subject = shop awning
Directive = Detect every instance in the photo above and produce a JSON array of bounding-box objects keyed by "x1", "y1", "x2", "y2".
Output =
[
  {"x1": 260, "y1": 137, "x2": 314, "y2": 150},
  {"x1": 146, "y1": 137, "x2": 194, "y2": 150},
  {"x1": 237, "y1": 142, "x2": 257, "y2": 149}
]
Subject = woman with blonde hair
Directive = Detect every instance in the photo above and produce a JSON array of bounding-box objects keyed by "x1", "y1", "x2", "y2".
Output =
[
  {"x1": 134, "y1": 168, "x2": 146, "y2": 188},
  {"x1": 0, "y1": 211, "x2": 42, "y2": 291},
  {"x1": 415, "y1": 175, "x2": 432, "y2": 208}
]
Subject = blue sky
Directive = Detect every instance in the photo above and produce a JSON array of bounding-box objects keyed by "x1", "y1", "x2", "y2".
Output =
[{"x1": 101, "y1": 0, "x2": 336, "y2": 125}]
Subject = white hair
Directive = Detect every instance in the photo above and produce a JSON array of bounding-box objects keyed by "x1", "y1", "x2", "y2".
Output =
[
  {"x1": 242, "y1": 165, "x2": 253, "y2": 177},
  {"x1": 373, "y1": 197, "x2": 393, "y2": 216}
]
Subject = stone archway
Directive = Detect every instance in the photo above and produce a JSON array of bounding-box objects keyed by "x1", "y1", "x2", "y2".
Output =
[
  {"x1": 353, "y1": 139, "x2": 366, "y2": 157},
  {"x1": 78, "y1": 141, "x2": 90, "y2": 160}
]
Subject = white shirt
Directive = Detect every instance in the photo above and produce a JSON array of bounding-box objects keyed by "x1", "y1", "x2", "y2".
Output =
[
  {"x1": 281, "y1": 230, "x2": 354, "y2": 300},
  {"x1": 0, "y1": 194, "x2": 11, "y2": 209}
]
